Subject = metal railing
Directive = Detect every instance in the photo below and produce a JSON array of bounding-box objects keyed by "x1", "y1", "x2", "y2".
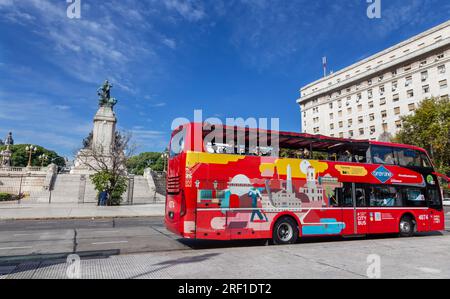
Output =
[{"x1": 0, "y1": 166, "x2": 47, "y2": 173}]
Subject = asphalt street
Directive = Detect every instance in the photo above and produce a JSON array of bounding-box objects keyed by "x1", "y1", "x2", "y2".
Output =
[{"x1": 0, "y1": 208, "x2": 449, "y2": 279}]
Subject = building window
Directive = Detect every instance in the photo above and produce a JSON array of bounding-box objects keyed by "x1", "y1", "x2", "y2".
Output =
[
  {"x1": 408, "y1": 103, "x2": 415, "y2": 111},
  {"x1": 393, "y1": 94, "x2": 400, "y2": 102},
  {"x1": 314, "y1": 127, "x2": 320, "y2": 133},
  {"x1": 392, "y1": 81, "x2": 398, "y2": 92},
  {"x1": 380, "y1": 98, "x2": 386, "y2": 106},
  {"x1": 394, "y1": 107, "x2": 401, "y2": 115},
  {"x1": 329, "y1": 102, "x2": 333, "y2": 109},
  {"x1": 379, "y1": 86, "x2": 385, "y2": 95},
  {"x1": 349, "y1": 130, "x2": 354, "y2": 138},
  {"x1": 421, "y1": 71, "x2": 428, "y2": 82},
  {"x1": 422, "y1": 85, "x2": 430, "y2": 94},
  {"x1": 348, "y1": 119, "x2": 353, "y2": 127},
  {"x1": 338, "y1": 100, "x2": 342, "y2": 108},
  {"x1": 357, "y1": 104, "x2": 363, "y2": 112},
  {"x1": 439, "y1": 80, "x2": 448, "y2": 89},
  {"x1": 358, "y1": 116, "x2": 364, "y2": 124},
  {"x1": 369, "y1": 114, "x2": 375, "y2": 121},
  {"x1": 359, "y1": 128, "x2": 364, "y2": 136},
  {"x1": 378, "y1": 75, "x2": 384, "y2": 82},
  {"x1": 395, "y1": 120, "x2": 402, "y2": 129},
  {"x1": 438, "y1": 65, "x2": 446, "y2": 74},
  {"x1": 404, "y1": 65, "x2": 411, "y2": 72},
  {"x1": 368, "y1": 89, "x2": 373, "y2": 99},
  {"x1": 330, "y1": 113, "x2": 334, "y2": 119},
  {"x1": 369, "y1": 101, "x2": 374, "y2": 109},
  {"x1": 437, "y1": 53, "x2": 444, "y2": 60},
  {"x1": 420, "y1": 60, "x2": 427, "y2": 67},
  {"x1": 392, "y1": 70, "x2": 397, "y2": 77},
  {"x1": 370, "y1": 126, "x2": 376, "y2": 135},
  {"x1": 339, "y1": 121, "x2": 343, "y2": 128},
  {"x1": 339, "y1": 132, "x2": 344, "y2": 138},
  {"x1": 357, "y1": 93, "x2": 362, "y2": 101},
  {"x1": 407, "y1": 89, "x2": 414, "y2": 98},
  {"x1": 347, "y1": 108, "x2": 352, "y2": 114},
  {"x1": 368, "y1": 79, "x2": 372, "y2": 86},
  {"x1": 330, "y1": 124, "x2": 335, "y2": 130},
  {"x1": 346, "y1": 97, "x2": 351, "y2": 106},
  {"x1": 405, "y1": 76, "x2": 412, "y2": 87},
  {"x1": 338, "y1": 110, "x2": 343, "y2": 117},
  {"x1": 381, "y1": 110, "x2": 387, "y2": 118}
]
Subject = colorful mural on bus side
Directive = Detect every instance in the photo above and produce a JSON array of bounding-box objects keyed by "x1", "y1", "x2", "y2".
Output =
[{"x1": 171, "y1": 151, "x2": 444, "y2": 240}]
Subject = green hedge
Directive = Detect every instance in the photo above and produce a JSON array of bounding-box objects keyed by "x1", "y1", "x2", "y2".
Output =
[{"x1": 0, "y1": 193, "x2": 17, "y2": 202}]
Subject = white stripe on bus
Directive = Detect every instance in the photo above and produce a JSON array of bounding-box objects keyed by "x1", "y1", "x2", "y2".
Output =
[{"x1": 197, "y1": 207, "x2": 430, "y2": 212}]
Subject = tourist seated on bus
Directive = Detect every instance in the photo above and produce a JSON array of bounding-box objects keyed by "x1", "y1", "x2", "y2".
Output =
[
  {"x1": 338, "y1": 151, "x2": 352, "y2": 162},
  {"x1": 212, "y1": 144, "x2": 218, "y2": 153},
  {"x1": 372, "y1": 153, "x2": 385, "y2": 164}
]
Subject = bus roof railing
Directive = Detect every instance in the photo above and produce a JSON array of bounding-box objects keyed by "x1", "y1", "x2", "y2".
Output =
[{"x1": 178, "y1": 122, "x2": 429, "y2": 154}]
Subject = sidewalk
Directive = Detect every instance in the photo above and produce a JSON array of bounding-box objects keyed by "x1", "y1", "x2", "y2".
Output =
[{"x1": 0, "y1": 202, "x2": 165, "y2": 220}]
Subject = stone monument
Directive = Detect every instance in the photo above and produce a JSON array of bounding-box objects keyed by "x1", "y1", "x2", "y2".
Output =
[
  {"x1": 0, "y1": 132, "x2": 14, "y2": 167},
  {"x1": 71, "y1": 80, "x2": 118, "y2": 174}
]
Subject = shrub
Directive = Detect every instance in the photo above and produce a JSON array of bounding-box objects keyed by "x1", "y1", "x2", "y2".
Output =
[{"x1": 0, "y1": 193, "x2": 14, "y2": 202}]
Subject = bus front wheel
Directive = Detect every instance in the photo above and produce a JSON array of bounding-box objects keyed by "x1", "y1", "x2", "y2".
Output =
[
  {"x1": 399, "y1": 215, "x2": 415, "y2": 237},
  {"x1": 272, "y1": 217, "x2": 299, "y2": 245}
]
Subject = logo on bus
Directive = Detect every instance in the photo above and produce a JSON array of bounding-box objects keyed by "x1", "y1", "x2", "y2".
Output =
[{"x1": 372, "y1": 166, "x2": 393, "y2": 183}]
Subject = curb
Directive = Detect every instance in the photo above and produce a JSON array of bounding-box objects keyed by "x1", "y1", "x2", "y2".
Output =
[{"x1": 0, "y1": 214, "x2": 165, "y2": 221}]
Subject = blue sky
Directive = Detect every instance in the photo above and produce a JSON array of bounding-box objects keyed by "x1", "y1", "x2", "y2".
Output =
[{"x1": 0, "y1": 0, "x2": 449, "y2": 158}]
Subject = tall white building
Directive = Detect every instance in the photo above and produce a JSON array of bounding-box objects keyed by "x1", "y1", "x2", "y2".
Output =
[{"x1": 297, "y1": 21, "x2": 450, "y2": 141}]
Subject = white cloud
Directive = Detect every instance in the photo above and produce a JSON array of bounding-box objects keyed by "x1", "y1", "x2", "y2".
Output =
[
  {"x1": 162, "y1": 38, "x2": 177, "y2": 49},
  {"x1": 162, "y1": 0, "x2": 205, "y2": 22}
]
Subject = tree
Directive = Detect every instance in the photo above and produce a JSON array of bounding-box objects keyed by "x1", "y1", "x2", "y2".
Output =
[
  {"x1": 127, "y1": 152, "x2": 166, "y2": 175},
  {"x1": 78, "y1": 131, "x2": 135, "y2": 206},
  {"x1": 0, "y1": 144, "x2": 66, "y2": 168},
  {"x1": 395, "y1": 97, "x2": 450, "y2": 175}
]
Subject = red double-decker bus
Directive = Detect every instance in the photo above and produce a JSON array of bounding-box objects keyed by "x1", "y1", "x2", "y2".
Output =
[{"x1": 165, "y1": 123, "x2": 445, "y2": 245}]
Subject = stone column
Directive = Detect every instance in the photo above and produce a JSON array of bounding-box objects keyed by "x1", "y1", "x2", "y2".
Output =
[{"x1": 92, "y1": 106, "x2": 117, "y2": 155}]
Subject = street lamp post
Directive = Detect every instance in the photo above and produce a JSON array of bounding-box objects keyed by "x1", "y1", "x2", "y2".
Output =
[
  {"x1": 39, "y1": 154, "x2": 49, "y2": 167},
  {"x1": 161, "y1": 151, "x2": 169, "y2": 173},
  {"x1": 25, "y1": 145, "x2": 37, "y2": 168}
]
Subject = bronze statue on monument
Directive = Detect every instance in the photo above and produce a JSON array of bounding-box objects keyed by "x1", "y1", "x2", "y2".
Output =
[{"x1": 97, "y1": 80, "x2": 117, "y2": 108}]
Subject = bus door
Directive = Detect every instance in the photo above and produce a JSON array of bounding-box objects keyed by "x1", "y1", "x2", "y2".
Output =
[
  {"x1": 354, "y1": 184, "x2": 369, "y2": 235},
  {"x1": 427, "y1": 185, "x2": 445, "y2": 232},
  {"x1": 339, "y1": 183, "x2": 369, "y2": 235},
  {"x1": 339, "y1": 183, "x2": 356, "y2": 235}
]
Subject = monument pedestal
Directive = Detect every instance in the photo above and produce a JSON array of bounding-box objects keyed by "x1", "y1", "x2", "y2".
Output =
[{"x1": 71, "y1": 105, "x2": 117, "y2": 174}]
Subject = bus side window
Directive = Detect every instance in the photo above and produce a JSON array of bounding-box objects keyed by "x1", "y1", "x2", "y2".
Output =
[
  {"x1": 420, "y1": 153, "x2": 432, "y2": 168},
  {"x1": 403, "y1": 187, "x2": 427, "y2": 207},
  {"x1": 395, "y1": 148, "x2": 421, "y2": 167},
  {"x1": 371, "y1": 146, "x2": 396, "y2": 165},
  {"x1": 427, "y1": 187, "x2": 442, "y2": 210},
  {"x1": 338, "y1": 184, "x2": 353, "y2": 207},
  {"x1": 355, "y1": 185, "x2": 367, "y2": 207},
  {"x1": 368, "y1": 186, "x2": 402, "y2": 207}
]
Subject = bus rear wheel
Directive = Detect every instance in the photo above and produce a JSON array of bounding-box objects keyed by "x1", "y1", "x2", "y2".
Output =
[
  {"x1": 272, "y1": 217, "x2": 299, "y2": 245},
  {"x1": 399, "y1": 215, "x2": 415, "y2": 237}
]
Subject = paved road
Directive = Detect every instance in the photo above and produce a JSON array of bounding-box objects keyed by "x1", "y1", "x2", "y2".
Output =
[{"x1": 0, "y1": 209, "x2": 450, "y2": 279}]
